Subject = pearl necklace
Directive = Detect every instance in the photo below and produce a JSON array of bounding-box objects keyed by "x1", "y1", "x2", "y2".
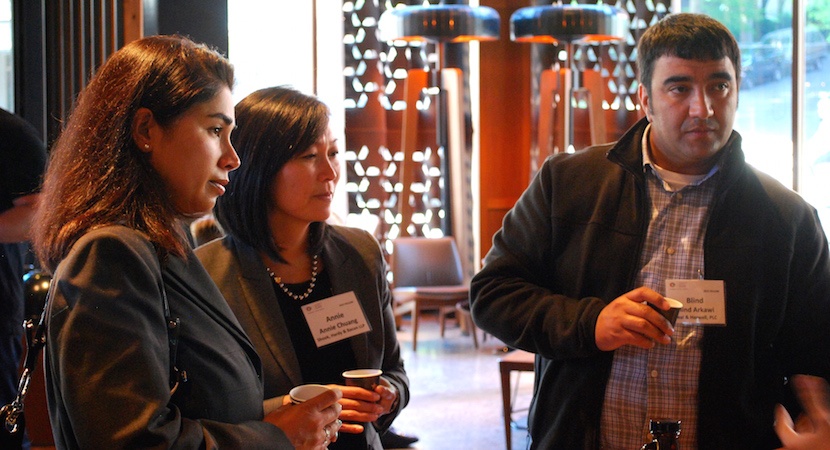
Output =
[{"x1": 266, "y1": 254, "x2": 318, "y2": 301}]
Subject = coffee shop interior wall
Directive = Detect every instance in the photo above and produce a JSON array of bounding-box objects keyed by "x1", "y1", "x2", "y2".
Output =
[
  {"x1": 342, "y1": 0, "x2": 672, "y2": 274},
  {"x1": 16, "y1": 0, "x2": 668, "y2": 272},
  {"x1": 13, "y1": 0, "x2": 229, "y2": 147}
]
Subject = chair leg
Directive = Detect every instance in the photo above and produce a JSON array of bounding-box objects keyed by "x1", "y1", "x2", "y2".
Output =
[
  {"x1": 470, "y1": 317, "x2": 479, "y2": 349},
  {"x1": 412, "y1": 304, "x2": 419, "y2": 351},
  {"x1": 500, "y1": 361, "x2": 512, "y2": 450},
  {"x1": 439, "y1": 309, "x2": 446, "y2": 337},
  {"x1": 456, "y1": 303, "x2": 478, "y2": 349}
]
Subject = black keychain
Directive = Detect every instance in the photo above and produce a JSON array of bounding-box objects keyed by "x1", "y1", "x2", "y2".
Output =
[{"x1": 0, "y1": 295, "x2": 47, "y2": 443}]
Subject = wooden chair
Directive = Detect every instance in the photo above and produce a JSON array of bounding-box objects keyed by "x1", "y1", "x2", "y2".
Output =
[
  {"x1": 499, "y1": 350, "x2": 535, "y2": 449},
  {"x1": 391, "y1": 237, "x2": 469, "y2": 351}
]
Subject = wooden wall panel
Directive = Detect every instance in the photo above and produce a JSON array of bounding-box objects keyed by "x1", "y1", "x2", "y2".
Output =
[
  {"x1": 18, "y1": 3, "x2": 143, "y2": 445},
  {"x1": 123, "y1": 0, "x2": 144, "y2": 45},
  {"x1": 478, "y1": 0, "x2": 532, "y2": 260},
  {"x1": 44, "y1": 0, "x2": 138, "y2": 144}
]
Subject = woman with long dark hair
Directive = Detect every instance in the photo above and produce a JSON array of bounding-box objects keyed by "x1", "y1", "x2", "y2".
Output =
[{"x1": 33, "y1": 36, "x2": 341, "y2": 449}]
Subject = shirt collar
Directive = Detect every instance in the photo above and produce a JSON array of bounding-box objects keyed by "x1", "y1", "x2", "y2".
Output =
[{"x1": 641, "y1": 123, "x2": 720, "y2": 191}]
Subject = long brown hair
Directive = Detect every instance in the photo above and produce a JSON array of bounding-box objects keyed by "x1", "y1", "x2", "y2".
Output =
[{"x1": 33, "y1": 35, "x2": 234, "y2": 272}]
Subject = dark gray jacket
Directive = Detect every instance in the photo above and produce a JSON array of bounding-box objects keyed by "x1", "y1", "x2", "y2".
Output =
[
  {"x1": 196, "y1": 224, "x2": 409, "y2": 449},
  {"x1": 46, "y1": 225, "x2": 289, "y2": 449}
]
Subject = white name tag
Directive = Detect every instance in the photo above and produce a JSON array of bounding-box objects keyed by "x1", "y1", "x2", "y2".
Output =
[
  {"x1": 665, "y1": 279, "x2": 727, "y2": 326},
  {"x1": 301, "y1": 291, "x2": 371, "y2": 348}
]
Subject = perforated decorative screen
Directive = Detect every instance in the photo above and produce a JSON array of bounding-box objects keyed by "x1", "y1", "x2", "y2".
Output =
[{"x1": 342, "y1": 0, "x2": 673, "y2": 253}]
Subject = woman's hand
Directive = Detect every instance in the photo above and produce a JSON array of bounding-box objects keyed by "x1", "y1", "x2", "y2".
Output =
[
  {"x1": 262, "y1": 395, "x2": 288, "y2": 415},
  {"x1": 332, "y1": 384, "x2": 381, "y2": 434},
  {"x1": 374, "y1": 376, "x2": 398, "y2": 416},
  {"x1": 263, "y1": 388, "x2": 343, "y2": 450},
  {"x1": 331, "y1": 377, "x2": 397, "y2": 434}
]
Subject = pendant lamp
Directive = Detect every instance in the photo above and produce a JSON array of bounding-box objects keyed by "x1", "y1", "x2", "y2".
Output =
[
  {"x1": 378, "y1": 3, "x2": 500, "y2": 237},
  {"x1": 378, "y1": 4, "x2": 500, "y2": 44},
  {"x1": 510, "y1": 4, "x2": 628, "y2": 44},
  {"x1": 510, "y1": 3, "x2": 628, "y2": 154}
]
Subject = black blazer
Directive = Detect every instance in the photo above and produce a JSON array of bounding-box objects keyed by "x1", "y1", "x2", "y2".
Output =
[{"x1": 46, "y1": 225, "x2": 290, "y2": 449}]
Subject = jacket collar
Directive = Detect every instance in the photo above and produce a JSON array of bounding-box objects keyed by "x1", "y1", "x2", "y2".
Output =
[
  {"x1": 226, "y1": 226, "x2": 374, "y2": 381},
  {"x1": 606, "y1": 117, "x2": 746, "y2": 186}
]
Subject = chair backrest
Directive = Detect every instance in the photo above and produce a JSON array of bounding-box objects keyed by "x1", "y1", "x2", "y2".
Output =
[{"x1": 391, "y1": 237, "x2": 464, "y2": 288}]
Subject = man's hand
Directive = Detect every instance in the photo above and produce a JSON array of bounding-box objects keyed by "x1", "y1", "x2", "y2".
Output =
[
  {"x1": 0, "y1": 193, "x2": 41, "y2": 242},
  {"x1": 776, "y1": 375, "x2": 830, "y2": 450},
  {"x1": 595, "y1": 286, "x2": 674, "y2": 351}
]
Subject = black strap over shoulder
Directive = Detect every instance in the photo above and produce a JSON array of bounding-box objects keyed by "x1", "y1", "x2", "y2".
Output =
[
  {"x1": 161, "y1": 278, "x2": 187, "y2": 393},
  {"x1": 2, "y1": 257, "x2": 187, "y2": 438},
  {"x1": 157, "y1": 251, "x2": 187, "y2": 393},
  {"x1": 0, "y1": 297, "x2": 47, "y2": 436}
]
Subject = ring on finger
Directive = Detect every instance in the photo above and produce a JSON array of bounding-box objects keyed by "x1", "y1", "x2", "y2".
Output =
[{"x1": 324, "y1": 427, "x2": 331, "y2": 443}]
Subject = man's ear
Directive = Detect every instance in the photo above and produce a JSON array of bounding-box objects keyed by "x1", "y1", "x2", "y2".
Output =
[
  {"x1": 637, "y1": 83, "x2": 652, "y2": 121},
  {"x1": 132, "y1": 107, "x2": 155, "y2": 153}
]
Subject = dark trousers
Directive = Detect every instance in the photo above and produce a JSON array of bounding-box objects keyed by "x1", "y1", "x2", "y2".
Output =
[{"x1": 1, "y1": 333, "x2": 30, "y2": 450}]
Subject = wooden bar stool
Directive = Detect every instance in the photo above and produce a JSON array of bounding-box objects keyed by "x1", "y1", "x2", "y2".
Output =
[{"x1": 498, "y1": 350, "x2": 535, "y2": 449}]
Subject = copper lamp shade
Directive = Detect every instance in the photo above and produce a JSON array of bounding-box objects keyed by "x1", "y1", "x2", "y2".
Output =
[
  {"x1": 510, "y1": 4, "x2": 628, "y2": 44},
  {"x1": 378, "y1": 4, "x2": 500, "y2": 43}
]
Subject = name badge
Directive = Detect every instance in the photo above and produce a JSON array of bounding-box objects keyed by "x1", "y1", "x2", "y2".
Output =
[
  {"x1": 301, "y1": 291, "x2": 371, "y2": 347},
  {"x1": 665, "y1": 279, "x2": 727, "y2": 326}
]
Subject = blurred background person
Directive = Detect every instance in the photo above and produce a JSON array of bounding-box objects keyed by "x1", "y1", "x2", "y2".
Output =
[
  {"x1": 190, "y1": 213, "x2": 225, "y2": 247},
  {"x1": 196, "y1": 86, "x2": 409, "y2": 449},
  {"x1": 0, "y1": 107, "x2": 47, "y2": 450},
  {"x1": 32, "y1": 36, "x2": 341, "y2": 449}
]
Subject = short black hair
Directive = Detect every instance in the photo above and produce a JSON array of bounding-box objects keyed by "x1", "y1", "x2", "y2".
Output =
[
  {"x1": 215, "y1": 86, "x2": 330, "y2": 262},
  {"x1": 637, "y1": 13, "x2": 741, "y2": 95}
]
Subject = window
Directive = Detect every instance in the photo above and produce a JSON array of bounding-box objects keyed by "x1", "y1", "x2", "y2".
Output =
[
  {"x1": 227, "y1": 0, "x2": 348, "y2": 219},
  {"x1": 684, "y1": 0, "x2": 830, "y2": 232},
  {"x1": 227, "y1": 1, "x2": 315, "y2": 102}
]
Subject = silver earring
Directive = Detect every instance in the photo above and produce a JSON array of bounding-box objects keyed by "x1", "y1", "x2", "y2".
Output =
[{"x1": 144, "y1": 143, "x2": 150, "y2": 150}]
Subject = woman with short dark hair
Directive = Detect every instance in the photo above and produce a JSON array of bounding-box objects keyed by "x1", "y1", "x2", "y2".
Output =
[{"x1": 197, "y1": 86, "x2": 409, "y2": 450}]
